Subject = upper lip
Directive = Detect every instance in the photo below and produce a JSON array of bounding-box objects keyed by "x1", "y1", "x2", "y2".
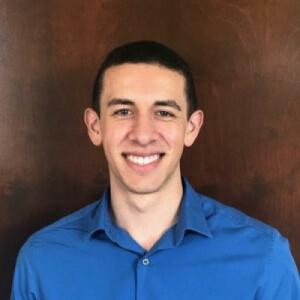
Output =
[{"x1": 122, "y1": 152, "x2": 165, "y2": 157}]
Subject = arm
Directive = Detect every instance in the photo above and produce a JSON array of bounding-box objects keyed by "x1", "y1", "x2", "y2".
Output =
[
  {"x1": 255, "y1": 231, "x2": 300, "y2": 299},
  {"x1": 11, "y1": 244, "x2": 37, "y2": 300}
]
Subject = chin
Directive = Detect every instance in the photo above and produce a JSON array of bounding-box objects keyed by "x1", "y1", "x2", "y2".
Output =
[
  {"x1": 122, "y1": 170, "x2": 179, "y2": 195},
  {"x1": 110, "y1": 163, "x2": 180, "y2": 195},
  {"x1": 123, "y1": 180, "x2": 163, "y2": 195}
]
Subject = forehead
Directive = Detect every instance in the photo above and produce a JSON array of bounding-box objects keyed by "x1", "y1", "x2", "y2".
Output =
[{"x1": 101, "y1": 63, "x2": 186, "y2": 104}]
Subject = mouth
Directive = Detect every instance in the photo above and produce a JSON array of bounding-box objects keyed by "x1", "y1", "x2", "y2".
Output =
[{"x1": 122, "y1": 153, "x2": 165, "y2": 166}]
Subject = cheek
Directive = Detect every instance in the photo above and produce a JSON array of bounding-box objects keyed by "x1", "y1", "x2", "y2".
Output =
[
  {"x1": 102, "y1": 123, "x2": 129, "y2": 149},
  {"x1": 159, "y1": 123, "x2": 186, "y2": 148}
]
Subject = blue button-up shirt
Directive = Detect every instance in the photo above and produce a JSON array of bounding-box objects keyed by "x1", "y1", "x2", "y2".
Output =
[{"x1": 11, "y1": 178, "x2": 300, "y2": 299}]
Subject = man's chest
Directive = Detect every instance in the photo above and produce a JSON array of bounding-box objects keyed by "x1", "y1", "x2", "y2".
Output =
[{"x1": 33, "y1": 243, "x2": 261, "y2": 300}]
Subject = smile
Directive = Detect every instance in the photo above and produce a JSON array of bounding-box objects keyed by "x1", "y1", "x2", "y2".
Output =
[{"x1": 123, "y1": 154, "x2": 163, "y2": 166}]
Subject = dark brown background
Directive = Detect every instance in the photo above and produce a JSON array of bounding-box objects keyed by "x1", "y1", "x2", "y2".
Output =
[{"x1": 1, "y1": 0, "x2": 299, "y2": 298}]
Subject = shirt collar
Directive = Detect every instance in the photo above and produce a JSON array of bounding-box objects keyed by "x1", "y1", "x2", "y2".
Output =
[
  {"x1": 88, "y1": 186, "x2": 114, "y2": 239},
  {"x1": 88, "y1": 177, "x2": 213, "y2": 245},
  {"x1": 88, "y1": 187, "x2": 145, "y2": 253},
  {"x1": 174, "y1": 177, "x2": 213, "y2": 245}
]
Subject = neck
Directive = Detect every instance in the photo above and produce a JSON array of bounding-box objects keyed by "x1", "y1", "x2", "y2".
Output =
[{"x1": 109, "y1": 174, "x2": 183, "y2": 251}]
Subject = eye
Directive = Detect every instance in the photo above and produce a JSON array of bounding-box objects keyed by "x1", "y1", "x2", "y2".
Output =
[
  {"x1": 156, "y1": 111, "x2": 175, "y2": 118},
  {"x1": 113, "y1": 109, "x2": 132, "y2": 116}
]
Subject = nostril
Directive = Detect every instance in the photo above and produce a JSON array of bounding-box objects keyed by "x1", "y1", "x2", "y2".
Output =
[{"x1": 128, "y1": 128, "x2": 157, "y2": 145}]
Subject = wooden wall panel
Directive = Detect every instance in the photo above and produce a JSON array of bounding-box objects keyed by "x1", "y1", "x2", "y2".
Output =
[
  {"x1": 180, "y1": 0, "x2": 300, "y2": 262},
  {"x1": 0, "y1": 0, "x2": 299, "y2": 297}
]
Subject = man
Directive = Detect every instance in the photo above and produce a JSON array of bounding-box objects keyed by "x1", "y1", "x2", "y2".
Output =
[{"x1": 11, "y1": 41, "x2": 299, "y2": 299}]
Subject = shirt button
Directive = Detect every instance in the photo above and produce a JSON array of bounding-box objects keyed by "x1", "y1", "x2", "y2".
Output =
[{"x1": 142, "y1": 258, "x2": 150, "y2": 265}]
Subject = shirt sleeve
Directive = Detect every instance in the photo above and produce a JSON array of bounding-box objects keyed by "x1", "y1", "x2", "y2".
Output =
[
  {"x1": 255, "y1": 230, "x2": 300, "y2": 300},
  {"x1": 10, "y1": 243, "x2": 37, "y2": 300}
]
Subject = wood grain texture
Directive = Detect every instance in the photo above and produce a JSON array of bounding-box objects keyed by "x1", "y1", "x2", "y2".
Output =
[{"x1": 0, "y1": 0, "x2": 299, "y2": 297}]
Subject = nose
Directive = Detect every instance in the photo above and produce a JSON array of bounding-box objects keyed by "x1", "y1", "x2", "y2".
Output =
[{"x1": 128, "y1": 115, "x2": 157, "y2": 146}]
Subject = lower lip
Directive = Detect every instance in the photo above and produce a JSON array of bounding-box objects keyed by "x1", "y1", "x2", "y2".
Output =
[{"x1": 124, "y1": 156, "x2": 162, "y2": 173}]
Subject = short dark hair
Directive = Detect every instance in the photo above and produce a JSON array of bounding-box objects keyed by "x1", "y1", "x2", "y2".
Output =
[{"x1": 92, "y1": 40, "x2": 197, "y2": 117}]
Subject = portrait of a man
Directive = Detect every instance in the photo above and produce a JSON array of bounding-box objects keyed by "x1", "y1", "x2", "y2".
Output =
[{"x1": 10, "y1": 41, "x2": 300, "y2": 300}]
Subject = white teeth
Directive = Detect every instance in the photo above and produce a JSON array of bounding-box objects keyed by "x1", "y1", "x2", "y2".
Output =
[{"x1": 126, "y1": 154, "x2": 160, "y2": 165}]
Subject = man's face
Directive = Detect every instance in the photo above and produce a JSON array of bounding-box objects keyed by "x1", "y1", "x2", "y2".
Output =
[{"x1": 86, "y1": 63, "x2": 203, "y2": 194}]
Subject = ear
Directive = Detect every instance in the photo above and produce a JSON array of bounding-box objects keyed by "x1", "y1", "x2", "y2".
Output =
[
  {"x1": 84, "y1": 108, "x2": 102, "y2": 146},
  {"x1": 184, "y1": 110, "x2": 204, "y2": 147}
]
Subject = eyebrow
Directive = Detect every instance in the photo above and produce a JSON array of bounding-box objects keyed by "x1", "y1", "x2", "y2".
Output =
[
  {"x1": 107, "y1": 98, "x2": 134, "y2": 107},
  {"x1": 154, "y1": 100, "x2": 182, "y2": 111}
]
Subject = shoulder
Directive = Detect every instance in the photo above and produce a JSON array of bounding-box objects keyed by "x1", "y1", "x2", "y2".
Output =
[
  {"x1": 197, "y1": 193, "x2": 289, "y2": 258},
  {"x1": 20, "y1": 200, "x2": 100, "y2": 255},
  {"x1": 200, "y1": 193, "x2": 276, "y2": 236},
  {"x1": 184, "y1": 178, "x2": 276, "y2": 243},
  {"x1": 200, "y1": 192, "x2": 298, "y2": 267},
  {"x1": 199, "y1": 193, "x2": 300, "y2": 297},
  {"x1": 12, "y1": 200, "x2": 102, "y2": 297}
]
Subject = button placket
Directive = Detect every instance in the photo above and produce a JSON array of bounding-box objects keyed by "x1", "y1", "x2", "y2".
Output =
[{"x1": 136, "y1": 256, "x2": 152, "y2": 300}]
